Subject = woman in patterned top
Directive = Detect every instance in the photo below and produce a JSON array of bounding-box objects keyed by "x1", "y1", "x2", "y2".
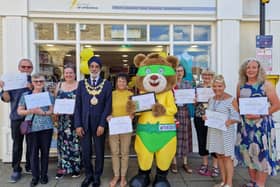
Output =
[
  {"x1": 235, "y1": 58, "x2": 280, "y2": 187},
  {"x1": 194, "y1": 69, "x2": 220, "y2": 177}
]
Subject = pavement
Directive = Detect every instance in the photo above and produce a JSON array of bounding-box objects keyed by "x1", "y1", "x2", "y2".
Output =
[{"x1": 0, "y1": 154, "x2": 280, "y2": 187}]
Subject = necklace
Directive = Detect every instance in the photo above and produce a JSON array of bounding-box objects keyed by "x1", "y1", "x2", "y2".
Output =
[
  {"x1": 213, "y1": 94, "x2": 224, "y2": 111},
  {"x1": 84, "y1": 79, "x2": 106, "y2": 105}
]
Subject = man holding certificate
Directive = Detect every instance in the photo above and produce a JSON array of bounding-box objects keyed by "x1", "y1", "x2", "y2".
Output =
[
  {"x1": 0, "y1": 58, "x2": 33, "y2": 183},
  {"x1": 74, "y1": 56, "x2": 112, "y2": 187},
  {"x1": 106, "y1": 73, "x2": 133, "y2": 187},
  {"x1": 204, "y1": 75, "x2": 240, "y2": 187},
  {"x1": 235, "y1": 58, "x2": 280, "y2": 187}
]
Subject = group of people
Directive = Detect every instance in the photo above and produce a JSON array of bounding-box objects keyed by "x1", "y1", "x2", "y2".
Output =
[{"x1": 0, "y1": 56, "x2": 279, "y2": 187}]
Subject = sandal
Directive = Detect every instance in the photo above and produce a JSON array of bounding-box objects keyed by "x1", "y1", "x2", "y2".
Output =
[
  {"x1": 109, "y1": 176, "x2": 120, "y2": 187},
  {"x1": 170, "y1": 163, "x2": 178, "y2": 173},
  {"x1": 242, "y1": 181, "x2": 258, "y2": 187},
  {"x1": 198, "y1": 164, "x2": 211, "y2": 176},
  {"x1": 213, "y1": 182, "x2": 224, "y2": 187},
  {"x1": 211, "y1": 166, "x2": 220, "y2": 177},
  {"x1": 182, "y1": 164, "x2": 193, "y2": 174}
]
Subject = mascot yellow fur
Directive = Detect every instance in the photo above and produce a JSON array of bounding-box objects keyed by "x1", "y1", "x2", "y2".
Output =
[{"x1": 127, "y1": 53, "x2": 178, "y2": 187}]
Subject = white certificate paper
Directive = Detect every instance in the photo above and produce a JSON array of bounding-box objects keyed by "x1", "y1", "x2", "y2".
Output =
[
  {"x1": 205, "y1": 110, "x2": 228, "y2": 131},
  {"x1": 108, "y1": 116, "x2": 133, "y2": 135},
  {"x1": 239, "y1": 97, "x2": 268, "y2": 115},
  {"x1": 54, "y1": 99, "x2": 75, "y2": 114},
  {"x1": 24, "y1": 92, "x2": 52, "y2": 109},
  {"x1": 197, "y1": 88, "x2": 215, "y2": 102},
  {"x1": 174, "y1": 89, "x2": 195, "y2": 104},
  {"x1": 131, "y1": 92, "x2": 156, "y2": 112},
  {"x1": 1, "y1": 73, "x2": 27, "y2": 91}
]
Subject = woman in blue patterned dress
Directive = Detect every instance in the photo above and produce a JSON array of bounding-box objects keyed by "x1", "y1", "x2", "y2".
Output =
[
  {"x1": 55, "y1": 66, "x2": 81, "y2": 179},
  {"x1": 235, "y1": 58, "x2": 280, "y2": 187}
]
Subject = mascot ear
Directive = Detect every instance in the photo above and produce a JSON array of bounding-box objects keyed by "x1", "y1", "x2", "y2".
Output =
[
  {"x1": 134, "y1": 54, "x2": 146, "y2": 67},
  {"x1": 166, "y1": 56, "x2": 179, "y2": 69}
]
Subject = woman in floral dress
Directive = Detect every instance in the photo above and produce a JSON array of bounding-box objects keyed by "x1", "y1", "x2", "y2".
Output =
[
  {"x1": 235, "y1": 58, "x2": 280, "y2": 187},
  {"x1": 55, "y1": 66, "x2": 81, "y2": 179}
]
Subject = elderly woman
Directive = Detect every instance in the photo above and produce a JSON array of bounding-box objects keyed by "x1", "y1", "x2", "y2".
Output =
[
  {"x1": 204, "y1": 75, "x2": 240, "y2": 187},
  {"x1": 17, "y1": 73, "x2": 54, "y2": 187},
  {"x1": 235, "y1": 58, "x2": 280, "y2": 187},
  {"x1": 55, "y1": 65, "x2": 81, "y2": 179},
  {"x1": 194, "y1": 69, "x2": 219, "y2": 177}
]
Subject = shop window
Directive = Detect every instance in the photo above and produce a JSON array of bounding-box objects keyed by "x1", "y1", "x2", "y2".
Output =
[
  {"x1": 34, "y1": 23, "x2": 54, "y2": 40},
  {"x1": 104, "y1": 24, "x2": 124, "y2": 41},
  {"x1": 194, "y1": 25, "x2": 211, "y2": 41},
  {"x1": 57, "y1": 24, "x2": 76, "y2": 40},
  {"x1": 173, "y1": 25, "x2": 191, "y2": 41},
  {"x1": 150, "y1": 25, "x2": 169, "y2": 41},
  {"x1": 127, "y1": 25, "x2": 147, "y2": 41},
  {"x1": 37, "y1": 44, "x2": 76, "y2": 93},
  {"x1": 174, "y1": 45, "x2": 211, "y2": 84},
  {"x1": 80, "y1": 24, "x2": 101, "y2": 41}
]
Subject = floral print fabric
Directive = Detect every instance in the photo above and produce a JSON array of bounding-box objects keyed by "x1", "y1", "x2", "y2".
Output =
[
  {"x1": 235, "y1": 83, "x2": 279, "y2": 176},
  {"x1": 57, "y1": 89, "x2": 81, "y2": 174}
]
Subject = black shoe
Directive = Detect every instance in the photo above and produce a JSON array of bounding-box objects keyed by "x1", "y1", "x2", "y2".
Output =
[
  {"x1": 30, "y1": 177, "x2": 39, "y2": 187},
  {"x1": 81, "y1": 176, "x2": 93, "y2": 187},
  {"x1": 40, "y1": 175, "x2": 48, "y2": 184},
  {"x1": 92, "y1": 176, "x2": 100, "y2": 187},
  {"x1": 129, "y1": 174, "x2": 150, "y2": 187},
  {"x1": 25, "y1": 165, "x2": 32, "y2": 174}
]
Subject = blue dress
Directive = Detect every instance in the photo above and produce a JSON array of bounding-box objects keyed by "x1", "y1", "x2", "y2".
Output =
[
  {"x1": 57, "y1": 89, "x2": 81, "y2": 174},
  {"x1": 235, "y1": 83, "x2": 279, "y2": 176}
]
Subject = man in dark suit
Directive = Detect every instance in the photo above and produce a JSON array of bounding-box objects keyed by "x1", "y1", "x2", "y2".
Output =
[{"x1": 74, "y1": 56, "x2": 112, "y2": 187}]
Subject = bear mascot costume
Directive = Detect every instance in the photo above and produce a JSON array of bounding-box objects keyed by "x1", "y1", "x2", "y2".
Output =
[{"x1": 127, "y1": 53, "x2": 178, "y2": 187}]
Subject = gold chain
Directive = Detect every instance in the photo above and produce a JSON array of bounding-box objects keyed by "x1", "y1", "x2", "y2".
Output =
[{"x1": 84, "y1": 79, "x2": 106, "y2": 96}]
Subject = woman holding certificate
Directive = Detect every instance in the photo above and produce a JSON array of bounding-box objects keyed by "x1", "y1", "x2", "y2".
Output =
[
  {"x1": 235, "y1": 59, "x2": 280, "y2": 187},
  {"x1": 54, "y1": 65, "x2": 81, "y2": 179},
  {"x1": 107, "y1": 73, "x2": 133, "y2": 187},
  {"x1": 171, "y1": 64, "x2": 193, "y2": 174},
  {"x1": 194, "y1": 69, "x2": 219, "y2": 177},
  {"x1": 205, "y1": 75, "x2": 240, "y2": 187},
  {"x1": 17, "y1": 73, "x2": 54, "y2": 187}
]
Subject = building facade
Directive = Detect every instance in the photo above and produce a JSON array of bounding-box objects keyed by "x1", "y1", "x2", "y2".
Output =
[{"x1": 1, "y1": 0, "x2": 280, "y2": 162}]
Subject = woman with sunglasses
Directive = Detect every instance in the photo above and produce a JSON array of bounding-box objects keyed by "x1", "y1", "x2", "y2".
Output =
[
  {"x1": 17, "y1": 73, "x2": 54, "y2": 187},
  {"x1": 54, "y1": 66, "x2": 81, "y2": 179}
]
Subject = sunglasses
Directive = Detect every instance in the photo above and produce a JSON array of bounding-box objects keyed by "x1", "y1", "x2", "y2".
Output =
[
  {"x1": 32, "y1": 80, "x2": 44, "y2": 83},
  {"x1": 21, "y1": 65, "x2": 33, "y2": 69}
]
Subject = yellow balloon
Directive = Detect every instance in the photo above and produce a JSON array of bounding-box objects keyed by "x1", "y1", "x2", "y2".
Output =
[
  {"x1": 159, "y1": 51, "x2": 167, "y2": 58},
  {"x1": 80, "y1": 48, "x2": 94, "y2": 61},
  {"x1": 80, "y1": 61, "x2": 90, "y2": 75}
]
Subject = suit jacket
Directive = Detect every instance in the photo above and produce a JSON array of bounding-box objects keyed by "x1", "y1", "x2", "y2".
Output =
[{"x1": 74, "y1": 78, "x2": 112, "y2": 132}]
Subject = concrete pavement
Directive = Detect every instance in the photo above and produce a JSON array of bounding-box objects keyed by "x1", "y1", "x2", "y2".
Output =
[{"x1": 0, "y1": 154, "x2": 279, "y2": 187}]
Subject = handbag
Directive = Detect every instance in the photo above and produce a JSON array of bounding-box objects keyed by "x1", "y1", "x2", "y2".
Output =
[{"x1": 20, "y1": 115, "x2": 35, "y2": 135}]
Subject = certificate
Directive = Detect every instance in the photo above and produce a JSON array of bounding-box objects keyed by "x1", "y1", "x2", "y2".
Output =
[
  {"x1": 196, "y1": 88, "x2": 215, "y2": 102},
  {"x1": 205, "y1": 110, "x2": 228, "y2": 131},
  {"x1": 54, "y1": 99, "x2": 75, "y2": 114},
  {"x1": 131, "y1": 92, "x2": 156, "y2": 112},
  {"x1": 24, "y1": 92, "x2": 52, "y2": 109},
  {"x1": 108, "y1": 116, "x2": 133, "y2": 135},
  {"x1": 174, "y1": 89, "x2": 195, "y2": 104},
  {"x1": 1, "y1": 73, "x2": 27, "y2": 91},
  {"x1": 239, "y1": 97, "x2": 268, "y2": 115}
]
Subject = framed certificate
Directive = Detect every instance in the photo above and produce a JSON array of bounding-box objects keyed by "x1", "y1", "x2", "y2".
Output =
[
  {"x1": 174, "y1": 88, "x2": 195, "y2": 104},
  {"x1": 205, "y1": 110, "x2": 228, "y2": 131},
  {"x1": 54, "y1": 99, "x2": 75, "y2": 114},
  {"x1": 239, "y1": 97, "x2": 269, "y2": 115},
  {"x1": 108, "y1": 116, "x2": 133, "y2": 135},
  {"x1": 131, "y1": 92, "x2": 156, "y2": 112}
]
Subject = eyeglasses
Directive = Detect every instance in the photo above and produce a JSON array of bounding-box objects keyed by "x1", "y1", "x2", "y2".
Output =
[
  {"x1": 32, "y1": 80, "x2": 44, "y2": 83},
  {"x1": 21, "y1": 65, "x2": 33, "y2": 69}
]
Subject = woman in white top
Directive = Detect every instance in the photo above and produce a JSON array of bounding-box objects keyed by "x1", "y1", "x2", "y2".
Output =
[{"x1": 203, "y1": 75, "x2": 240, "y2": 187}]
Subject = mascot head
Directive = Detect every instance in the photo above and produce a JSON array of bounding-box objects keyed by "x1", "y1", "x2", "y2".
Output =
[{"x1": 134, "y1": 53, "x2": 178, "y2": 93}]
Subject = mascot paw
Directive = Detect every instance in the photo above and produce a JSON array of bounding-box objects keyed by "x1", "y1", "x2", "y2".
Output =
[
  {"x1": 129, "y1": 174, "x2": 150, "y2": 187},
  {"x1": 152, "y1": 103, "x2": 166, "y2": 117},
  {"x1": 126, "y1": 100, "x2": 137, "y2": 115}
]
